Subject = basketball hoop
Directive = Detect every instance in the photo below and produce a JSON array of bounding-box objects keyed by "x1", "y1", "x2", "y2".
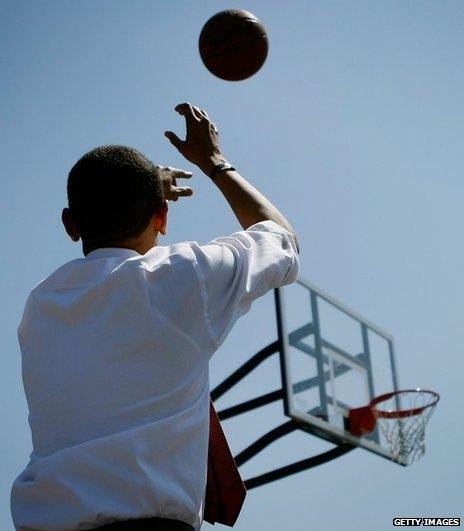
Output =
[{"x1": 349, "y1": 388, "x2": 439, "y2": 465}]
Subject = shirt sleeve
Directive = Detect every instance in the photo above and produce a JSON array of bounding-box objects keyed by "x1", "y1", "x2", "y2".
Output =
[{"x1": 190, "y1": 220, "x2": 299, "y2": 350}]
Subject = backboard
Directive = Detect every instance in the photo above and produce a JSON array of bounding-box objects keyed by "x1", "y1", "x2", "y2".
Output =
[{"x1": 276, "y1": 278, "x2": 401, "y2": 462}]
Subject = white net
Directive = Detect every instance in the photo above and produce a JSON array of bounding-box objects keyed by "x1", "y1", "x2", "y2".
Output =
[{"x1": 373, "y1": 390, "x2": 438, "y2": 465}]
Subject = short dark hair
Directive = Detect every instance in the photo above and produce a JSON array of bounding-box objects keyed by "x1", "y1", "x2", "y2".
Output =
[{"x1": 67, "y1": 145, "x2": 164, "y2": 245}]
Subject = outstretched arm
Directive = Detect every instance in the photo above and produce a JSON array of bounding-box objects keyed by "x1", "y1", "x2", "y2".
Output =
[{"x1": 164, "y1": 102, "x2": 299, "y2": 251}]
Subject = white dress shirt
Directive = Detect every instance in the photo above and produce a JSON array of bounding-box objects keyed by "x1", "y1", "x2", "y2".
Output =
[{"x1": 11, "y1": 220, "x2": 299, "y2": 531}]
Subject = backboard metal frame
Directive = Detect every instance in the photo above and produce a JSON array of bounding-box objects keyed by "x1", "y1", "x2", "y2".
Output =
[{"x1": 276, "y1": 277, "x2": 401, "y2": 462}]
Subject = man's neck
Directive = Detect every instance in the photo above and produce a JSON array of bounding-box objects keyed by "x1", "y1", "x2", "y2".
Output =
[{"x1": 83, "y1": 238, "x2": 158, "y2": 257}]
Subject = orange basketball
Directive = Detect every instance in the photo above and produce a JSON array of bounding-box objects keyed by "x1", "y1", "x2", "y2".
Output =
[{"x1": 199, "y1": 9, "x2": 269, "y2": 81}]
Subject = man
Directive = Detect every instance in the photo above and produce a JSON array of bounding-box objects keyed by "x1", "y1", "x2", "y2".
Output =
[{"x1": 11, "y1": 103, "x2": 299, "y2": 530}]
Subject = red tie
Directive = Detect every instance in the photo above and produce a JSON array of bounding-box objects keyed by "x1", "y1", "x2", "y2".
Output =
[{"x1": 203, "y1": 399, "x2": 247, "y2": 526}]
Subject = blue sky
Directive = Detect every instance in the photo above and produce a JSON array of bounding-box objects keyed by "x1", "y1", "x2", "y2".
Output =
[{"x1": 1, "y1": 1, "x2": 463, "y2": 529}]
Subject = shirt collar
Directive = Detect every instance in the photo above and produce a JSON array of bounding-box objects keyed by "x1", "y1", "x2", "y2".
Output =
[{"x1": 85, "y1": 247, "x2": 141, "y2": 260}]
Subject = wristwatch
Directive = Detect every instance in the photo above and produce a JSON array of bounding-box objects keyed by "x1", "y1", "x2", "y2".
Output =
[{"x1": 210, "y1": 161, "x2": 236, "y2": 181}]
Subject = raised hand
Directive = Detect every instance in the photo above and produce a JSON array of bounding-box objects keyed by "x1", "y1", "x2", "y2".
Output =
[{"x1": 164, "y1": 103, "x2": 224, "y2": 171}]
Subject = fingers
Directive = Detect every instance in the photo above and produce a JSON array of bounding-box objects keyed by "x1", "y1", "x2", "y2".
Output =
[
  {"x1": 168, "y1": 103, "x2": 220, "y2": 162},
  {"x1": 197, "y1": 107, "x2": 218, "y2": 134},
  {"x1": 165, "y1": 103, "x2": 202, "y2": 151},
  {"x1": 197, "y1": 108, "x2": 210, "y2": 120},
  {"x1": 172, "y1": 168, "x2": 193, "y2": 179},
  {"x1": 156, "y1": 165, "x2": 194, "y2": 202},
  {"x1": 175, "y1": 103, "x2": 202, "y2": 121},
  {"x1": 187, "y1": 105, "x2": 217, "y2": 133},
  {"x1": 173, "y1": 186, "x2": 194, "y2": 197},
  {"x1": 156, "y1": 165, "x2": 193, "y2": 179},
  {"x1": 191, "y1": 106, "x2": 204, "y2": 121},
  {"x1": 164, "y1": 131, "x2": 184, "y2": 150},
  {"x1": 167, "y1": 186, "x2": 194, "y2": 202},
  {"x1": 175, "y1": 102, "x2": 212, "y2": 122}
]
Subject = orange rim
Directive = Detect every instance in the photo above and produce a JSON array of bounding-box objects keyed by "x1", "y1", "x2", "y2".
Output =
[{"x1": 370, "y1": 389, "x2": 440, "y2": 419}]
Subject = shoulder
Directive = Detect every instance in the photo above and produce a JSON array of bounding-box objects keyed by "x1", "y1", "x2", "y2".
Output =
[{"x1": 26, "y1": 258, "x2": 87, "y2": 296}]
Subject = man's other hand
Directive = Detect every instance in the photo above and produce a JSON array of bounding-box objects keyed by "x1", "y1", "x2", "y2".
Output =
[{"x1": 155, "y1": 166, "x2": 194, "y2": 202}]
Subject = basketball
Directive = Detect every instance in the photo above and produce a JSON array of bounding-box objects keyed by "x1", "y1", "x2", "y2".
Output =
[{"x1": 198, "y1": 9, "x2": 269, "y2": 81}]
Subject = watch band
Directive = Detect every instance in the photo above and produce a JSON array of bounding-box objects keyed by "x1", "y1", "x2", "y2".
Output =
[{"x1": 210, "y1": 162, "x2": 236, "y2": 181}]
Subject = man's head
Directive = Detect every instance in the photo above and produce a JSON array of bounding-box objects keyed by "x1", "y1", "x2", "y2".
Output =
[{"x1": 62, "y1": 145, "x2": 168, "y2": 255}]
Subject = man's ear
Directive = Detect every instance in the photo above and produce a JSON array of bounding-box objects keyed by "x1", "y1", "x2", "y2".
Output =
[
  {"x1": 154, "y1": 201, "x2": 169, "y2": 236},
  {"x1": 62, "y1": 208, "x2": 80, "y2": 242}
]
